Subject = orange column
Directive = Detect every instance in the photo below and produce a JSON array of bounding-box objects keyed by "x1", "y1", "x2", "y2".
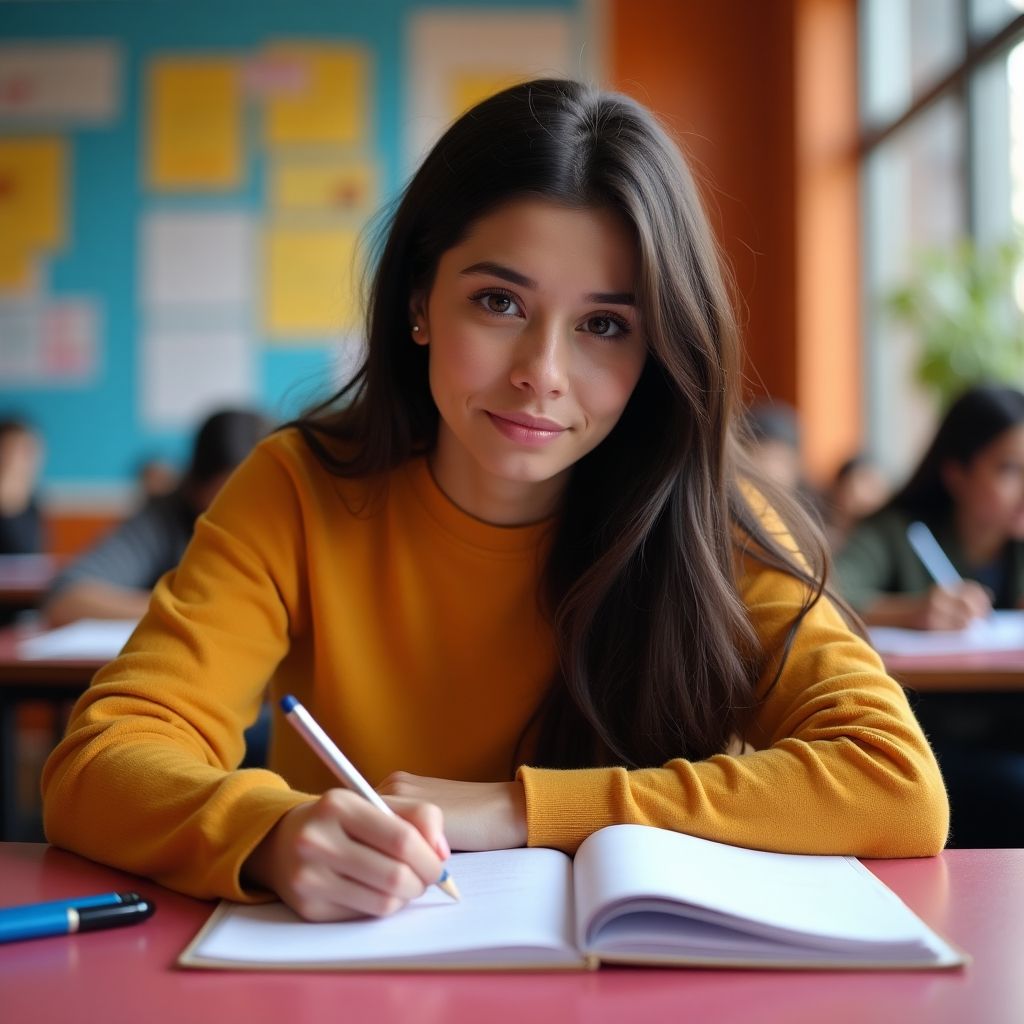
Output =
[
  {"x1": 794, "y1": 0, "x2": 861, "y2": 483},
  {"x1": 609, "y1": 0, "x2": 799, "y2": 405},
  {"x1": 607, "y1": 0, "x2": 861, "y2": 484}
]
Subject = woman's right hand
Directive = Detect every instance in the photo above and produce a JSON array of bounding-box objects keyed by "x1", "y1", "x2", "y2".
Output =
[
  {"x1": 911, "y1": 582, "x2": 992, "y2": 630},
  {"x1": 242, "y1": 789, "x2": 449, "y2": 921}
]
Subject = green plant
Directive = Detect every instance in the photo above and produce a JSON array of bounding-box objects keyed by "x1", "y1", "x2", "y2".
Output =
[{"x1": 884, "y1": 236, "x2": 1024, "y2": 408}]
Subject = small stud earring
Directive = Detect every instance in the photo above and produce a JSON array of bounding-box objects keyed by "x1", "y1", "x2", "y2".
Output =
[{"x1": 412, "y1": 325, "x2": 421, "y2": 333}]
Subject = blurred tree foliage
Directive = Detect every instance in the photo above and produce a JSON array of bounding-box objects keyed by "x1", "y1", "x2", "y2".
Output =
[{"x1": 885, "y1": 236, "x2": 1024, "y2": 408}]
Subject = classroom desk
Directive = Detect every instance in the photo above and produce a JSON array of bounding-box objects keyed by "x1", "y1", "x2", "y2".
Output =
[
  {"x1": 0, "y1": 844, "x2": 1020, "y2": 1024},
  {"x1": 884, "y1": 649, "x2": 1024, "y2": 692},
  {"x1": 0, "y1": 625, "x2": 102, "y2": 842},
  {"x1": 0, "y1": 554, "x2": 58, "y2": 613}
]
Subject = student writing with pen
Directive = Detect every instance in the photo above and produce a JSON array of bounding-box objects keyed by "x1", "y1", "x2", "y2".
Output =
[
  {"x1": 42, "y1": 81, "x2": 948, "y2": 924},
  {"x1": 835, "y1": 385, "x2": 1024, "y2": 631},
  {"x1": 834, "y1": 383, "x2": 1024, "y2": 848}
]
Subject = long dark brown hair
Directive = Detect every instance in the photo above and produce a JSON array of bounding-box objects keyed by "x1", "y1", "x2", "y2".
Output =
[{"x1": 293, "y1": 79, "x2": 832, "y2": 770}]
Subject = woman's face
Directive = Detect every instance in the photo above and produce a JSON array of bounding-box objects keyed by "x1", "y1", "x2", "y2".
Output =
[
  {"x1": 413, "y1": 198, "x2": 648, "y2": 526},
  {"x1": 944, "y1": 424, "x2": 1024, "y2": 541}
]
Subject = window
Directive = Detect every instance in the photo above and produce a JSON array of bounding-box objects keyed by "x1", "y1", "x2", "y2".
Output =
[{"x1": 859, "y1": 1, "x2": 1024, "y2": 479}]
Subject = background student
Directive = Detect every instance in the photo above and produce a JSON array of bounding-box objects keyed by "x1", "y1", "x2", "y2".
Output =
[
  {"x1": 0, "y1": 416, "x2": 45, "y2": 556},
  {"x1": 43, "y1": 408, "x2": 270, "y2": 627},
  {"x1": 743, "y1": 399, "x2": 804, "y2": 494},
  {"x1": 835, "y1": 382, "x2": 1024, "y2": 847},
  {"x1": 742, "y1": 398, "x2": 823, "y2": 517},
  {"x1": 835, "y1": 384, "x2": 1024, "y2": 630},
  {"x1": 822, "y1": 453, "x2": 889, "y2": 552},
  {"x1": 43, "y1": 80, "x2": 946, "y2": 922},
  {"x1": 134, "y1": 457, "x2": 178, "y2": 503}
]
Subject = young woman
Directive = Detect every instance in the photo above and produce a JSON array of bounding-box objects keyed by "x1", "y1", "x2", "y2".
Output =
[
  {"x1": 42, "y1": 80, "x2": 947, "y2": 920},
  {"x1": 836, "y1": 384, "x2": 1024, "y2": 629},
  {"x1": 835, "y1": 383, "x2": 1024, "y2": 847}
]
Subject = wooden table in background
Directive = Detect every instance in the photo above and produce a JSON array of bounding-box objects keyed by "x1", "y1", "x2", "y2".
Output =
[
  {"x1": 1, "y1": 843, "x2": 1019, "y2": 1024},
  {"x1": 0, "y1": 554, "x2": 58, "y2": 617},
  {"x1": 884, "y1": 649, "x2": 1024, "y2": 692},
  {"x1": 0, "y1": 625, "x2": 102, "y2": 842}
]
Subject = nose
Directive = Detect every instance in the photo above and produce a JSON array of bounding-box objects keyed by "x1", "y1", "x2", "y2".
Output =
[{"x1": 510, "y1": 318, "x2": 569, "y2": 397}]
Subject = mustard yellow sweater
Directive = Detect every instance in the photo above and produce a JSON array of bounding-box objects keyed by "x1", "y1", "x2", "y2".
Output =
[{"x1": 41, "y1": 430, "x2": 948, "y2": 900}]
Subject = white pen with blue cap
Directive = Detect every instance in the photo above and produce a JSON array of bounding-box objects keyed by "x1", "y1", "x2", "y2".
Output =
[{"x1": 279, "y1": 695, "x2": 460, "y2": 901}]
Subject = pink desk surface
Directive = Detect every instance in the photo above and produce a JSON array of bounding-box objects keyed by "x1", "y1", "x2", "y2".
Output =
[{"x1": 1, "y1": 845, "x2": 1022, "y2": 1024}]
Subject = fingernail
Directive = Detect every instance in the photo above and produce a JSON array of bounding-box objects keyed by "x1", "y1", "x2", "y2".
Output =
[{"x1": 437, "y1": 835, "x2": 451, "y2": 859}]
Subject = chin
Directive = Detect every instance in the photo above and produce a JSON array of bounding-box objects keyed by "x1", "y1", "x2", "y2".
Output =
[
  {"x1": 486, "y1": 454, "x2": 570, "y2": 486},
  {"x1": 498, "y1": 464, "x2": 567, "y2": 486}
]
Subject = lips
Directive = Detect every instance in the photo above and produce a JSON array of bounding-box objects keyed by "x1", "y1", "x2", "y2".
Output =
[
  {"x1": 488, "y1": 411, "x2": 566, "y2": 432},
  {"x1": 485, "y1": 411, "x2": 568, "y2": 447}
]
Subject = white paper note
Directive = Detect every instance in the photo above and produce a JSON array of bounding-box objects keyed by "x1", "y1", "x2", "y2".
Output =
[
  {"x1": 142, "y1": 211, "x2": 254, "y2": 310},
  {"x1": 0, "y1": 42, "x2": 120, "y2": 124},
  {"x1": 140, "y1": 324, "x2": 255, "y2": 428}
]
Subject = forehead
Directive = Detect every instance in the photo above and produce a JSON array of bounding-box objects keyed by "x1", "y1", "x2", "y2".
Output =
[
  {"x1": 441, "y1": 198, "x2": 639, "y2": 289},
  {"x1": 974, "y1": 424, "x2": 1024, "y2": 463}
]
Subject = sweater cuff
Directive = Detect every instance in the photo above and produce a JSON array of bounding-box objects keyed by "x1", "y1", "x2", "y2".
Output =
[
  {"x1": 216, "y1": 779, "x2": 316, "y2": 903},
  {"x1": 517, "y1": 765, "x2": 621, "y2": 854}
]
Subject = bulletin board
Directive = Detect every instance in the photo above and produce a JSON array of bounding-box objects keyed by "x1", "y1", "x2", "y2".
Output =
[{"x1": 0, "y1": 0, "x2": 586, "y2": 491}]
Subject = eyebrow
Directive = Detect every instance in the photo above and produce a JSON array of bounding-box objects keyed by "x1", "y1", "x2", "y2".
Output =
[{"x1": 459, "y1": 261, "x2": 635, "y2": 306}]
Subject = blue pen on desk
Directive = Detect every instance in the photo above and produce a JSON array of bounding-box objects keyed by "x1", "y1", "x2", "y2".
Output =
[
  {"x1": 0, "y1": 892, "x2": 155, "y2": 943},
  {"x1": 279, "y1": 695, "x2": 460, "y2": 901},
  {"x1": 907, "y1": 521, "x2": 963, "y2": 588}
]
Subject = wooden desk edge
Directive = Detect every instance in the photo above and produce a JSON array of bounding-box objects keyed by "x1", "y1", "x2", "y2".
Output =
[{"x1": 888, "y1": 666, "x2": 1024, "y2": 691}]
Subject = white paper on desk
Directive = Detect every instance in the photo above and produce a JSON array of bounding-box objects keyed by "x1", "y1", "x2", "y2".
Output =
[
  {"x1": 18, "y1": 619, "x2": 138, "y2": 660},
  {"x1": 189, "y1": 848, "x2": 580, "y2": 968},
  {"x1": 869, "y1": 610, "x2": 1024, "y2": 656}
]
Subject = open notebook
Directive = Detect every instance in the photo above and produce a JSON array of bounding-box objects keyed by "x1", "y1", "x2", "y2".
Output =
[
  {"x1": 18, "y1": 618, "x2": 138, "y2": 660},
  {"x1": 180, "y1": 824, "x2": 965, "y2": 971},
  {"x1": 869, "y1": 609, "x2": 1024, "y2": 657}
]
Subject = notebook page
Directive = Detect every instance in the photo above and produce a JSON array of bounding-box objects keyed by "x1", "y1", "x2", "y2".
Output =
[
  {"x1": 18, "y1": 618, "x2": 137, "y2": 660},
  {"x1": 585, "y1": 909, "x2": 961, "y2": 967},
  {"x1": 186, "y1": 847, "x2": 579, "y2": 968},
  {"x1": 869, "y1": 609, "x2": 1024, "y2": 656},
  {"x1": 573, "y1": 825, "x2": 937, "y2": 954}
]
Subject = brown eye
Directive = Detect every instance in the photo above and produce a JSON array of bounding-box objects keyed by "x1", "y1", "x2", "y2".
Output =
[
  {"x1": 582, "y1": 314, "x2": 628, "y2": 338},
  {"x1": 486, "y1": 294, "x2": 512, "y2": 313},
  {"x1": 472, "y1": 289, "x2": 523, "y2": 317}
]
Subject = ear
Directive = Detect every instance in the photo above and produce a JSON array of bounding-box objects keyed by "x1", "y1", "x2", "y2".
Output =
[{"x1": 409, "y1": 291, "x2": 429, "y2": 346}]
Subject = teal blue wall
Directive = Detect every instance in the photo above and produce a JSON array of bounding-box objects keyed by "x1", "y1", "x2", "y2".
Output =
[{"x1": 0, "y1": 0, "x2": 581, "y2": 488}]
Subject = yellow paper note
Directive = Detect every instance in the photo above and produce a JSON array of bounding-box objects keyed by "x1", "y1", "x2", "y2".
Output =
[
  {"x1": 270, "y1": 156, "x2": 376, "y2": 216},
  {"x1": 449, "y1": 72, "x2": 524, "y2": 118},
  {"x1": 264, "y1": 45, "x2": 368, "y2": 147},
  {"x1": 265, "y1": 224, "x2": 361, "y2": 337},
  {"x1": 148, "y1": 57, "x2": 243, "y2": 190},
  {"x1": 0, "y1": 243, "x2": 36, "y2": 294},
  {"x1": 0, "y1": 136, "x2": 66, "y2": 250}
]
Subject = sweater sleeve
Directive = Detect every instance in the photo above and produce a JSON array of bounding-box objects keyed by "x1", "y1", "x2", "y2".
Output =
[
  {"x1": 833, "y1": 511, "x2": 916, "y2": 613},
  {"x1": 41, "y1": 440, "x2": 314, "y2": 901},
  {"x1": 517, "y1": 555, "x2": 949, "y2": 859}
]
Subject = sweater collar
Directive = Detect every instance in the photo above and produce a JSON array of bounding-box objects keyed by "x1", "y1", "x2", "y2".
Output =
[{"x1": 401, "y1": 456, "x2": 554, "y2": 555}]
